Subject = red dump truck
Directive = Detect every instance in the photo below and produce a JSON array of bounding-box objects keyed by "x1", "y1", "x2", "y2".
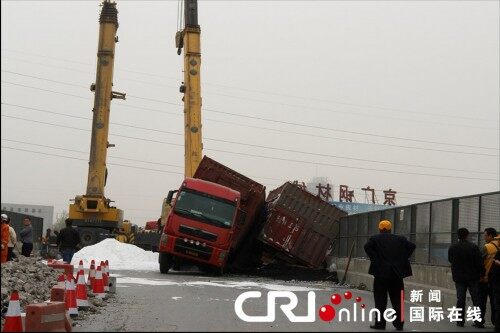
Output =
[
  {"x1": 158, "y1": 156, "x2": 265, "y2": 274},
  {"x1": 194, "y1": 156, "x2": 267, "y2": 270},
  {"x1": 259, "y1": 182, "x2": 347, "y2": 268}
]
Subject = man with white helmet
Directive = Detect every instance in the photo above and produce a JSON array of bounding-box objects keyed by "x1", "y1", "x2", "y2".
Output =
[
  {"x1": 2, "y1": 214, "x2": 17, "y2": 261},
  {"x1": 1, "y1": 214, "x2": 10, "y2": 263}
]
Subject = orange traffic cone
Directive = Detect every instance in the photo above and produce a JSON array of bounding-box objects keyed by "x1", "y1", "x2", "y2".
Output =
[
  {"x1": 65, "y1": 274, "x2": 78, "y2": 317},
  {"x1": 75, "y1": 269, "x2": 89, "y2": 308},
  {"x1": 93, "y1": 266, "x2": 105, "y2": 299},
  {"x1": 57, "y1": 273, "x2": 66, "y2": 282},
  {"x1": 100, "y1": 261, "x2": 109, "y2": 292},
  {"x1": 75, "y1": 260, "x2": 84, "y2": 282},
  {"x1": 3, "y1": 290, "x2": 23, "y2": 332},
  {"x1": 87, "y1": 263, "x2": 96, "y2": 288}
]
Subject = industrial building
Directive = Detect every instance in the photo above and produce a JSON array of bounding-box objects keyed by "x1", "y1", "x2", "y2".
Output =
[{"x1": 0, "y1": 202, "x2": 53, "y2": 232}]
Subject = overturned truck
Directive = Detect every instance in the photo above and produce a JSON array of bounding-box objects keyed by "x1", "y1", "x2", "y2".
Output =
[
  {"x1": 259, "y1": 182, "x2": 347, "y2": 268},
  {"x1": 157, "y1": 155, "x2": 347, "y2": 274}
]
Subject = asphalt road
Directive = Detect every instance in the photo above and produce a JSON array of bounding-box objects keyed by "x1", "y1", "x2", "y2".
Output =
[{"x1": 74, "y1": 269, "x2": 494, "y2": 332}]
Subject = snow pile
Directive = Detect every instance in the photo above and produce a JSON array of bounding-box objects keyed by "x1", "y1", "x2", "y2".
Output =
[{"x1": 71, "y1": 239, "x2": 159, "y2": 271}]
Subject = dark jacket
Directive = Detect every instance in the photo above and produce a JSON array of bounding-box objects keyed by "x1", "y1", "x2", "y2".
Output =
[
  {"x1": 364, "y1": 233, "x2": 416, "y2": 279},
  {"x1": 20, "y1": 225, "x2": 33, "y2": 243},
  {"x1": 448, "y1": 240, "x2": 484, "y2": 283},
  {"x1": 56, "y1": 227, "x2": 81, "y2": 251}
]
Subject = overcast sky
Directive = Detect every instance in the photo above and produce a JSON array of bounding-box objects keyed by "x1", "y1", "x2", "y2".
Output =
[{"x1": 1, "y1": 0, "x2": 499, "y2": 227}]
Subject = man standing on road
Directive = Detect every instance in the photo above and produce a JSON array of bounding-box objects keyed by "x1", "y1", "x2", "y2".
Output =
[
  {"x1": 448, "y1": 227, "x2": 484, "y2": 328},
  {"x1": 56, "y1": 219, "x2": 81, "y2": 264},
  {"x1": 479, "y1": 227, "x2": 500, "y2": 327},
  {"x1": 364, "y1": 220, "x2": 416, "y2": 331},
  {"x1": 20, "y1": 216, "x2": 33, "y2": 257},
  {"x1": 3, "y1": 214, "x2": 17, "y2": 261}
]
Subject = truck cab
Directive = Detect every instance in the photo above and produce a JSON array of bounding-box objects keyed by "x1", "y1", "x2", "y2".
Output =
[{"x1": 158, "y1": 178, "x2": 241, "y2": 274}]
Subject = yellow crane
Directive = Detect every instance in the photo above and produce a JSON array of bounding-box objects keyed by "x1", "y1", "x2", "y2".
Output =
[
  {"x1": 69, "y1": 0, "x2": 126, "y2": 246},
  {"x1": 160, "y1": 0, "x2": 203, "y2": 225},
  {"x1": 177, "y1": 0, "x2": 203, "y2": 177}
]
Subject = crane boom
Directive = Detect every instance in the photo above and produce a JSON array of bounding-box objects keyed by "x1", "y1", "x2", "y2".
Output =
[
  {"x1": 69, "y1": 0, "x2": 125, "y2": 246},
  {"x1": 180, "y1": 0, "x2": 203, "y2": 178},
  {"x1": 160, "y1": 0, "x2": 203, "y2": 228},
  {"x1": 86, "y1": 0, "x2": 121, "y2": 196}
]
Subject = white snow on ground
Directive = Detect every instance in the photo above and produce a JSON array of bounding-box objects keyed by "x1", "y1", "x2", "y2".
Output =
[
  {"x1": 116, "y1": 277, "x2": 320, "y2": 291},
  {"x1": 71, "y1": 239, "x2": 159, "y2": 271},
  {"x1": 70, "y1": 239, "x2": 320, "y2": 292}
]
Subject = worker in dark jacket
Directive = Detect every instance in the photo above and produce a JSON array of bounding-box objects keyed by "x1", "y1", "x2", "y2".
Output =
[
  {"x1": 448, "y1": 227, "x2": 484, "y2": 328},
  {"x1": 19, "y1": 216, "x2": 33, "y2": 257},
  {"x1": 56, "y1": 219, "x2": 81, "y2": 264},
  {"x1": 364, "y1": 220, "x2": 416, "y2": 331}
]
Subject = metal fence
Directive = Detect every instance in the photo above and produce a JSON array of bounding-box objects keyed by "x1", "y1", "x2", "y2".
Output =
[{"x1": 334, "y1": 191, "x2": 500, "y2": 266}]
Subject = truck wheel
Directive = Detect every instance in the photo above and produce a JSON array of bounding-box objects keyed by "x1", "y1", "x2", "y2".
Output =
[
  {"x1": 159, "y1": 252, "x2": 173, "y2": 274},
  {"x1": 79, "y1": 228, "x2": 97, "y2": 247}
]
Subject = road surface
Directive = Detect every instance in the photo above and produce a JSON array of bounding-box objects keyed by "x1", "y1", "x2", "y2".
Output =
[{"x1": 74, "y1": 269, "x2": 494, "y2": 332}]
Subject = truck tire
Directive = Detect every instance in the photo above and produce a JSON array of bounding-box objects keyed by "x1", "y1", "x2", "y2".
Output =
[
  {"x1": 79, "y1": 228, "x2": 97, "y2": 247},
  {"x1": 159, "y1": 252, "x2": 173, "y2": 274}
]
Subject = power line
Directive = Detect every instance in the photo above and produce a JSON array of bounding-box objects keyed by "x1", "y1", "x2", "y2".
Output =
[
  {"x1": 5, "y1": 69, "x2": 497, "y2": 131},
  {"x1": 208, "y1": 148, "x2": 499, "y2": 182},
  {"x1": 2, "y1": 48, "x2": 495, "y2": 123},
  {"x1": 202, "y1": 116, "x2": 500, "y2": 157},
  {"x1": 1, "y1": 139, "x2": 184, "y2": 169},
  {"x1": 2, "y1": 81, "x2": 89, "y2": 100},
  {"x1": 0, "y1": 137, "x2": 455, "y2": 198},
  {"x1": 3, "y1": 102, "x2": 498, "y2": 174},
  {"x1": 202, "y1": 106, "x2": 499, "y2": 151},
  {"x1": 6, "y1": 83, "x2": 496, "y2": 157},
  {"x1": 2, "y1": 79, "x2": 499, "y2": 154},
  {"x1": 1, "y1": 146, "x2": 184, "y2": 176},
  {"x1": 2, "y1": 114, "x2": 498, "y2": 182},
  {"x1": 3, "y1": 80, "x2": 498, "y2": 158},
  {"x1": 0, "y1": 57, "x2": 180, "y2": 90}
]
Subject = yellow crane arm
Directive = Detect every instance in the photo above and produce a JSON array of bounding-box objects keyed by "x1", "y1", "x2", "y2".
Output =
[
  {"x1": 69, "y1": 0, "x2": 125, "y2": 245},
  {"x1": 180, "y1": 0, "x2": 203, "y2": 178}
]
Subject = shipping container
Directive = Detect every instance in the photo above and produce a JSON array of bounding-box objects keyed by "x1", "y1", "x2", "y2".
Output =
[
  {"x1": 193, "y1": 156, "x2": 266, "y2": 266},
  {"x1": 145, "y1": 221, "x2": 159, "y2": 231},
  {"x1": 259, "y1": 182, "x2": 347, "y2": 268}
]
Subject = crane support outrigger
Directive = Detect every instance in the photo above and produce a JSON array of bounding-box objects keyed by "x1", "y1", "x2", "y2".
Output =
[{"x1": 69, "y1": 0, "x2": 126, "y2": 246}]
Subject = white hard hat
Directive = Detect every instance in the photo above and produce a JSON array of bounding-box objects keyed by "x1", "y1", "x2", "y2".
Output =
[{"x1": 1, "y1": 213, "x2": 8, "y2": 221}]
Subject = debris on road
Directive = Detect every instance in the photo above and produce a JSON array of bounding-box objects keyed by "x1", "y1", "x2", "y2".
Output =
[{"x1": 1, "y1": 255, "x2": 59, "y2": 317}]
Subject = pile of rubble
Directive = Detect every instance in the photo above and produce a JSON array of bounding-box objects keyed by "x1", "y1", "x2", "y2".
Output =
[
  {"x1": 1, "y1": 255, "x2": 59, "y2": 315},
  {"x1": 0, "y1": 255, "x2": 111, "y2": 328}
]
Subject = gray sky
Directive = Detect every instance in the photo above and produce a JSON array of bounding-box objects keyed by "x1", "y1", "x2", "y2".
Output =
[{"x1": 1, "y1": 0, "x2": 499, "y2": 226}]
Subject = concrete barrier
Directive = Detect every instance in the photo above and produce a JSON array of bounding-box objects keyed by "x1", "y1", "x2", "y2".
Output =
[
  {"x1": 48, "y1": 263, "x2": 74, "y2": 276},
  {"x1": 50, "y1": 285, "x2": 66, "y2": 302},
  {"x1": 25, "y1": 302, "x2": 71, "y2": 332},
  {"x1": 108, "y1": 276, "x2": 117, "y2": 293}
]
